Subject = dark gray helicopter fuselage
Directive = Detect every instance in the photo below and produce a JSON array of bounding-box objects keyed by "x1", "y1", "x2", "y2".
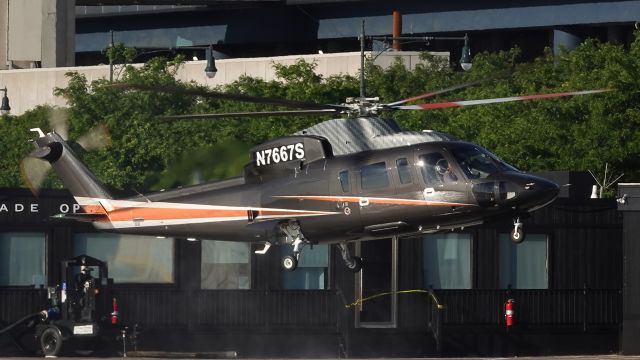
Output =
[
  {"x1": 94, "y1": 140, "x2": 558, "y2": 245},
  {"x1": 30, "y1": 120, "x2": 558, "y2": 250}
]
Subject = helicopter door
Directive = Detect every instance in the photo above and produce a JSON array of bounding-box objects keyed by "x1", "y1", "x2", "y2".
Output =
[
  {"x1": 357, "y1": 160, "x2": 402, "y2": 232},
  {"x1": 328, "y1": 168, "x2": 362, "y2": 235}
]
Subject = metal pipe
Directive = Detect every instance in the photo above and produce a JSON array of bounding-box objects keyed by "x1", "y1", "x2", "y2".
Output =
[
  {"x1": 392, "y1": 10, "x2": 402, "y2": 51},
  {"x1": 359, "y1": 19, "x2": 365, "y2": 98}
]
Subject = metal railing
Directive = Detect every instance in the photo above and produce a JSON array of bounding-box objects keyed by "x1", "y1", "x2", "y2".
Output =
[{"x1": 425, "y1": 288, "x2": 446, "y2": 355}]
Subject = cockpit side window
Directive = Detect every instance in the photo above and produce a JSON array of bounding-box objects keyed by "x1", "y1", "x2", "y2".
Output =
[
  {"x1": 450, "y1": 145, "x2": 518, "y2": 179},
  {"x1": 361, "y1": 162, "x2": 390, "y2": 190},
  {"x1": 417, "y1": 152, "x2": 458, "y2": 185},
  {"x1": 339, "y1": 170, "x2": 350, "y2": 193}
]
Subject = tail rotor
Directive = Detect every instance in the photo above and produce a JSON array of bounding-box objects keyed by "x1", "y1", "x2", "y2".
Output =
[{"x1": 20, "y1": 108, "x2": 111, "y2": 195}]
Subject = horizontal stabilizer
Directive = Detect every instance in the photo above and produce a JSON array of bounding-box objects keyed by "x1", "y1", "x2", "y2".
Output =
[{"x1": 51, "y1": 213, "x2": 106, "y2": 222}]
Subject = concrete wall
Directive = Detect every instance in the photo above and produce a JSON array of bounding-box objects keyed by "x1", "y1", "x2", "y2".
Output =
[
  {"x1": 6, "y1": 0, "x2": 75, "y2": 68},
  {"x1": 0, "y1": 51, "x2": 445, "y2": 115},
  {"x1": 0, "y1": 0, "x2": 7, "y2": 70}
]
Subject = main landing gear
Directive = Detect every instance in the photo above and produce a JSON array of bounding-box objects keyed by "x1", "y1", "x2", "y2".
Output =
[
  {"x1": 280, "y1": 221, "x2": 308, "y2": 271},
  {"x1": 271, "y1": 221, "x2": 364, "y2": 272},
  {"x1": 510, "y1": 216, "x2": 525, "y2": 243}
]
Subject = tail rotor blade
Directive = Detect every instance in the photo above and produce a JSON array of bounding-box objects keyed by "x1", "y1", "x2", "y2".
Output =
[
  {"x1": 49, "y1": 107, "x2": 69, "y2": 140},
  {"x1": 391, "y1": 89, "x2": 611, "y2": 110},
  {"x1": 76, "y1": 124, "x2": 111, "y2": 151},
  {"x1": 20, "y1": 157, "x2": 52, "y2": 196}
]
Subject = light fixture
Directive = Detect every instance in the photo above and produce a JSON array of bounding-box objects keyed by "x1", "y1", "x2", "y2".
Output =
[
  {"x1": 460, "y1": 33, "x2": 472, "y2": 71},
  {"x1": 0, "y1": 87, "x2": 10, "y2": 115},
  {"x1": 204, "y1": 44, "x2": 217, "y2": 79}
]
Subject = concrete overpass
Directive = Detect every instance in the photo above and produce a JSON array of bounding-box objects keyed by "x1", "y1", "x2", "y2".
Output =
[{"x1": 1, "y1": 1, "x2": 639, "y2": 71}]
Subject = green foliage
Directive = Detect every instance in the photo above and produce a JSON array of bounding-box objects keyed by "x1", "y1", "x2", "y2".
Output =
[
  {"x1": 0, "y1": 107, "x2": 51, "y2": 187},
  {"x1": 3, "y1": 36, "x2": 640, "y2": 192}
]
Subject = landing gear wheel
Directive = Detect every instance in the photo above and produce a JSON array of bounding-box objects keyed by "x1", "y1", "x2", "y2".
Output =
[
  {"x1": 510, "y1": 225, "x2": 524, "y2": 243},
  {"x1": 40, "y1": 326, "x2": 63, "y2": 357},
  {"x1": 282, "y1": 255, "x2": 298, "y2": 271},
  {"x1": 346, "y1": 256, "x2": 363, "y2": 273}
]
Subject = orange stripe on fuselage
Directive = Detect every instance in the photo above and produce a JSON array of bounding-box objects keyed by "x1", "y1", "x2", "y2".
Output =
[
  {"x1": 105, "y1": 207, "x2": 247, "y2": 221},
  {"x1": 80, "y1": 204, "x2": 108, "y2": 214},
  {"x1": 79, "y1": 203, "x2": 336, "y2": 222}
]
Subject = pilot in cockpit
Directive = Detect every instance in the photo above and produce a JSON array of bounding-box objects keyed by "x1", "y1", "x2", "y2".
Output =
[{"x1": 435, "y1": 158, "x2": 458, "y2": 183}]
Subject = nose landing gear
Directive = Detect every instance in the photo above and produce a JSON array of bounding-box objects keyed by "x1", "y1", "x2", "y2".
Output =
[
  {"x1": 338, "y1": 242, "x2": 363, "y2": 273},
  {"x1": 510, "y1": 216, "x2": 525, "y2": 243}
]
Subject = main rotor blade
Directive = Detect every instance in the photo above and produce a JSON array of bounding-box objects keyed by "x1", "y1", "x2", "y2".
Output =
[
  {"x1": 386, "y1": 80, "x2": 485, "y2": 107},
  {"x1": 158, "y1": 109, "x2": 340, "y2": 120},
  {"x1": 112, "y1": 83, "x2": 349, "y2": 111},
  {"x1": 391, "y1": 89, "x2": 611, "y2": 110}
]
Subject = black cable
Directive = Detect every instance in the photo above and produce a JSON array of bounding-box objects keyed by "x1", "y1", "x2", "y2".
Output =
[{"x1": 0, "y1": 312, "x2": 44, "y2": 335}]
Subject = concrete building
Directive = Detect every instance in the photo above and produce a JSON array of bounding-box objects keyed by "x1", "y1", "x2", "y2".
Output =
[{"x1": 2, "y1": 1, "x2": 640, "y2": 71}]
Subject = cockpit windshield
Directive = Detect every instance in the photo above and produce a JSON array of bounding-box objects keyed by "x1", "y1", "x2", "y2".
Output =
[{"x1": 450, "y1": 144, "x2": 519, "y2": 179}]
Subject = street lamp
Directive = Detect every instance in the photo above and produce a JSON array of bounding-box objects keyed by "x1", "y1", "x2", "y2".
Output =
[
  {"x1": 105, "y1": 30, "x2": 219, "y2": 80},
  {"x1": 205, "y1": 44, "x2": 218, "y2": 79},
  {"x1": 368, "y1": 33, "x2": 473, "y2": 71},
  {"x1": 359, "y1": 19, "x2": 473, "y2": 98},
  {"x1": 0, "y1": 87, "x2": 10, "y2": 115},
  {"x1": 460, "y1": 34, "x2": 472, "y2": 71}
]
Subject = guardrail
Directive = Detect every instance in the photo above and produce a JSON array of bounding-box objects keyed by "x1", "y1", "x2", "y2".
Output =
[{"x1": 0, "y1": 288, "x2": 621, "y2": 330}]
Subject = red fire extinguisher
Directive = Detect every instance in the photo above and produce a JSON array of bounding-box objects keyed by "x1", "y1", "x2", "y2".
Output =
[
  {"x1": 505, "y1": 298, "x2": 515, "y2": 327},
  {"x1": 111, "y1": 297, "x2": 119, "y2": 325}
]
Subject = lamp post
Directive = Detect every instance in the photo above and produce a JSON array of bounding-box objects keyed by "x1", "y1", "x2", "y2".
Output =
[
  {"x1": 105, "y1": 30, "x2": 218, "y2": 80},
  {"x1": 460, "y1": 34, "x2": 472, "y2": 71},
  {"x1": 359, "y1": 20, "x2": 473, "y2": 97},
  {"x1": 204, "y1": 44, "x2": 218, "y2": 79},
  {"x1": 0, "y1": 87, "x2": 10, "y2": 115}
]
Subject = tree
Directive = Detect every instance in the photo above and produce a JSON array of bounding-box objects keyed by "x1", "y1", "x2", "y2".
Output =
[{"x1": 2, "y1": 35, "x2": 639, "y2": 192}]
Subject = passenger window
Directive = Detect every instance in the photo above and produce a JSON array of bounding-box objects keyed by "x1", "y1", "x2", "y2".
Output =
[
  {"x1": 396, "y1": 158, "x2": 412, "y2": 184},
  {"x1": 361, "y1": 162, "x2": 390, "y2": 190},
  {"x1": 339, "y1": 170, "x2": 350, "y2": 193},
  {"x1": 417, "y1": 153, "x2": 458, "y2": 185}
]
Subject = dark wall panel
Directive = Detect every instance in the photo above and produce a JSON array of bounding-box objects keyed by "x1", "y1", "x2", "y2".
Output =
[{"x1": 552, "y1": 227, "x2": 622, "y2": 289}]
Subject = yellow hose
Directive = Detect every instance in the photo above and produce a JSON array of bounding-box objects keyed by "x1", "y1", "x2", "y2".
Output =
[{"x1": 345, "y1": 289, "x2": 445, "y2": 309}]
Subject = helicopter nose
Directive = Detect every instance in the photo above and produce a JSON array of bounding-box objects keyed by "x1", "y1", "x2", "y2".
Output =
[
  {"x1": 504, "y1": 173, "x2": 560, "y2": 211},
  {"x1": 471, "y1": 173, "x2": 559, "y2": 210}
]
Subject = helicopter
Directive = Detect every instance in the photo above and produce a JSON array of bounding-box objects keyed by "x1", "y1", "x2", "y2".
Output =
[{"x1": 22, "y1": 77, "x2": 608, "y2": 272}]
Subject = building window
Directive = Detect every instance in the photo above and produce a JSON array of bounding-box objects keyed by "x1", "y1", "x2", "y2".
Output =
[
  {"x1": 282, "y1": 244, "x2": 328, "y2": 290},
  {"x1": 396, "y1": 158, "x2": 412, "y2": 184},
  {"x1": 423, "y1": 233, "x2": 472, "y2": 289},
  {"x1": 74, "y1": 233, "x2": 174, "y2": 284},
  {"x1": 499, "y1": 234, "x2": 548, "y2": 289},
  {"x1": 201, "y1": 240, "x2": 251, "y2": 289},
  {"x1": 339, "y1": 170, "x2": 350, "y2": 193},
  {"x1": 0, "y1": 232, "x2": 46, "y2": 287}
]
